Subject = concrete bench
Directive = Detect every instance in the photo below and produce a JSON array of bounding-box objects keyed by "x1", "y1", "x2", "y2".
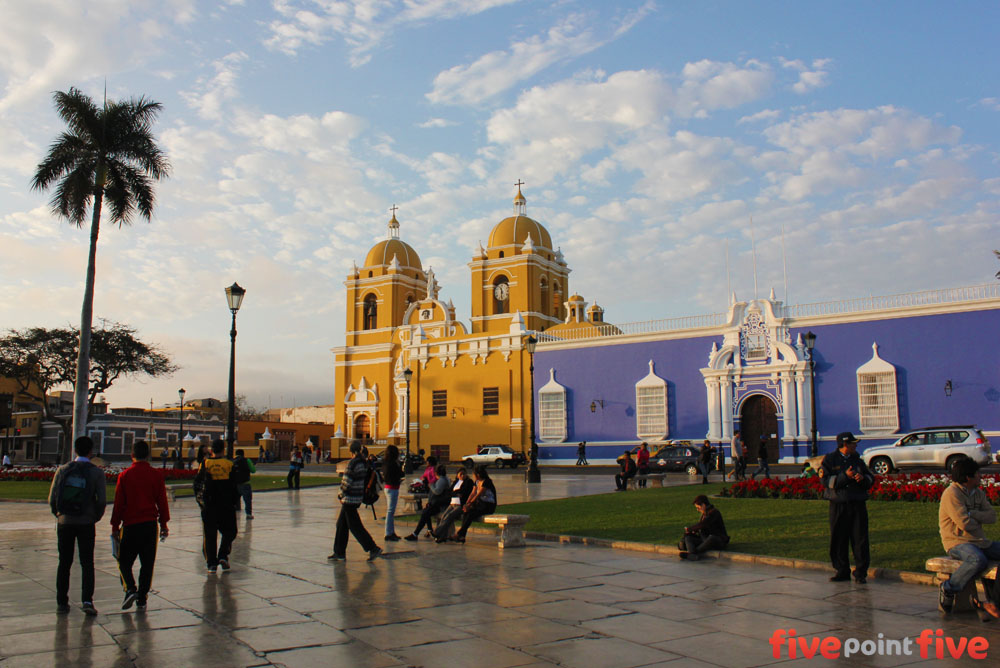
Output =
[
  {"x1": 400, "y1": 492, "x2": 428, "y2": 513},
  {"x1": 483, "y1": 514, "x2": 531, "y2": 549},
  {"x1": 165, "y1": 482, "x2": 187, "y2": 502},
  {"x1": 628, "y1": 473, "x2": 667, "y2": 490},
  {"x1": 926, "y1": 557, "x2": 999, "y2": 613}
]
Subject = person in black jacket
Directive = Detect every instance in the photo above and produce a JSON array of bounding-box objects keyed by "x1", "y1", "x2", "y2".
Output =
[
  {"x1": 196, "y1": 440, "x2": 238, "y2": 573},
  {"x1": 615, "y1": 451, "x2": 637, "y2": 490},
  {"x1": 432, "y1": 467, "x2": 475, "y2": 542},
  {"x1": 820, "y1": 431, "x2": 874, "y2": 583},
  {"x1": 679, "y1": 494, "x2": 729, "y2": 560}
]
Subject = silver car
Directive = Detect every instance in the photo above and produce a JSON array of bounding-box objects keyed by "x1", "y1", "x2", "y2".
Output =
[{"x1": 862, "y1": 426, "x2": 991, "y2": 475}]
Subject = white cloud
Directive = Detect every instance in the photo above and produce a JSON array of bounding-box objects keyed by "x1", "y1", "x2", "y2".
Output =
[
  {"x1": 419, "y1": 117, "x2": 458, "y2": 128},
  {"x1": 675, "y1": 59, "x2": 774, "y2": 117},
  {"x1": 779, "y1": 57, "x2": 832, "y2": 94},
  {"x1": 264, "y1": 0, "x2": 521, "y2": 66},
  {"x1": 180, "y1": 51, "x2": 248, "y2": 121},
  {"x1": 738, "y1": 109, "x2": 781, "y2": 124},
  {"x1": 427, "y1": 5, "x2": 652, "y2": 105}
]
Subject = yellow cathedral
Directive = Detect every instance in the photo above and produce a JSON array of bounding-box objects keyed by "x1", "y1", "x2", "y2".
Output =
[{"x1": 330, "y1": 187, "x2": 609, "y2": 461}]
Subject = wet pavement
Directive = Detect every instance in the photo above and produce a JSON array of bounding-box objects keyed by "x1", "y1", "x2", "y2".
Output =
[{"x1": 0, "y1": 476, "x2": 992, "y2": 667}]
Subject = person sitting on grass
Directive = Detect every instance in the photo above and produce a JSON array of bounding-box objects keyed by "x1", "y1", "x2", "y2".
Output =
[
  {"x1": 678, "y1": 494, "x2": 730, "y2": 561},
  {"x1": 938, "y1": 457, "x2": 1000, "y2": 619},
  {"x1": 615, "y1": 451, "x2": 637, "y2": 491}
]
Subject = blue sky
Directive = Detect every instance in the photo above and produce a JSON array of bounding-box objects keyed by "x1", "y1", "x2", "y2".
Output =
[{"x1": 1, "y1": 1, "x2": 998, "y2": 414}]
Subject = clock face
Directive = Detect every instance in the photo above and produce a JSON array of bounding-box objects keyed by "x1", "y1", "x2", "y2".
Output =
[{"x1": 494, "y1": 282, "x2": 509, "y2": 301}]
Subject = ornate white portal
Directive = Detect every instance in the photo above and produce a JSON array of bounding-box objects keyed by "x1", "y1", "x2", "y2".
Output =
[
  {"x1": 700, "y1": 296, "x2": 813, "y2": 444},
  {"x1": 344, "y1": 377, "x2": 379, "y2": 439}
]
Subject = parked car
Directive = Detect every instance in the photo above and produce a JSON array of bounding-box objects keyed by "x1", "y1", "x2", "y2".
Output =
[
  {"x1": 616, "y1": 441, "x2": 694, "y2": 466},
  {"x1": 862, "y1": 426, "x2": 991, "y2": 475},
  {"x1": 463, "y1": 445, "x2": 527, "y2": 469},
  {"x1": 373, "y1": 450, "x2": 425, "y2": 471}
]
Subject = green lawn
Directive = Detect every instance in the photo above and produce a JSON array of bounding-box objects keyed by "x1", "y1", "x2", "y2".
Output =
[
  {"x1": 0, "y1": 475, "x2": 339, "y2": 502},
  {"x1": 495, "y1": 483, "x2": 942, "y2": 573}
]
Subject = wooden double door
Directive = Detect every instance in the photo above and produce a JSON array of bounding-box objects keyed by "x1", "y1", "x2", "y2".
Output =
[{"x1": 739, "y1": 394, "x2": 779, "y2": 461}]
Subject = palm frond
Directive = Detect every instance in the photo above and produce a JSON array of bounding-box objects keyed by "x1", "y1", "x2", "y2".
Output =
[
  {"x1": 51, "y1": 167, "x2": 95, "y2": 225},
  {"x1": 51, "y1": 88, "x2": 101, "y2": 144}
]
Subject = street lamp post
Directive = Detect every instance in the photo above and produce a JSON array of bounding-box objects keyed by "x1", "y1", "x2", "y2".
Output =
[
  {"x1": 225, "y1": 282, "x2": 246, "y2": 460},
  {"x1": 178, "y1": 388, "x2": 186, "y2": 459},
  {"x1": 804, "y1": 331, "x2": 818, "y2": 458},
  {"x1": 525, "y1": 335, "x2": 540, "y2": 483},
  {"x1": 403, "y1": 368, "x2": 413, "y2": 473}
]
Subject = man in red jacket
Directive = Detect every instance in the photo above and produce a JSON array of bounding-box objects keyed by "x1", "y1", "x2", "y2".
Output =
[{"x1": 111, "y1": 440, "x2": 170, "y2": 611}]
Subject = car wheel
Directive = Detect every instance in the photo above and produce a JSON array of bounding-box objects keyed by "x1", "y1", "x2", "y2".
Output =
[
  {"x1": 495, "y1": 458, "x2": 504, "y2": 469},
  {"x1": 464, "y1": 458, "x2": 474, "y2": 468},
  {"x1": 946, "y1": 455, "x2": 969, "y2": 475},
  {"x1": 870, "y1": 457, "x2": 893, "y2": 476},
  {"x1": 685, "y1": 464, "x2": 698, "y2": 476}
]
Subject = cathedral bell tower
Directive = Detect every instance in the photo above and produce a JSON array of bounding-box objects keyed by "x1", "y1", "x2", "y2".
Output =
[{"x1": 468, "y1": 184, "x2": 570, "y2": 334}]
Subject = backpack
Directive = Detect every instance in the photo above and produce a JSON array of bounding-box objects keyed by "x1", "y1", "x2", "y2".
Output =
[
  {"x1": 193, "y1": 468, "x2": 208, "y2": 509},
  {"x1": 57, "y1": 462, "x2": 92, "y2": 516},
  {"x1": 232, "y1": 458, "x2": 251, "y2": 485},
  {"x1": 362, "y1": 464, "x2": 381, "y2": 518}
]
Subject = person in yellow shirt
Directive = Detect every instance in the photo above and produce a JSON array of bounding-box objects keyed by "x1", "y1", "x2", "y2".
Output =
[{"x1": 196, "y1": 440, "x2": 238, "y2": 573}]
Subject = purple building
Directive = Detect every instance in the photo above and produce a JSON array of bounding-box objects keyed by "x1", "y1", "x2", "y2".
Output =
[{"x1": 533, "y1": 284, "x2": 1000, "y2": 464}]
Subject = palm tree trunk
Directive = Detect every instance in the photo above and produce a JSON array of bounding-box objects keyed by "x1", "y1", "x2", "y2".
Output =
[{"x1": 71, "y1": 189, "x2": 103, "y2": 452}]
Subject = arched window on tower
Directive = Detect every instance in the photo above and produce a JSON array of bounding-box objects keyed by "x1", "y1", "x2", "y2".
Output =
[
  {"x1": 498, "y1": 251, "x2": 504, "y2": 259},
  {"x1": 552, "y1": 281, "x2": 562, "y2": 319},
  {"x1": 493, "y1": 276, "x2": 509, "y2": 315},
  {"x1": 363, "y1": 294, "x2": 378, "y2": 330},
  {"x1": 539, "y1": 277, "x2": 549, "y2": 317}
]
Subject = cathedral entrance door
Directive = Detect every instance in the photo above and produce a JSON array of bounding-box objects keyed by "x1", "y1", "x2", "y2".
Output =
[
  {"x1": 354, "y1": 414, "x2": 371, "y2": 441},
  {"x1": 740, "y1": 395, "x2": 779, "y2": 461}
]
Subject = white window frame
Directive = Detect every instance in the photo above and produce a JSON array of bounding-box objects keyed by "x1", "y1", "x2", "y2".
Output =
[
  {"x1": 856, "y1": 342, "x2": 899, "y2": 434},
  {"x1": 635, "y1": 360, "x2": 668, "y2": 440},
  {"x1": 537, "y1": 369, "x2": 567, "y2": 443}
]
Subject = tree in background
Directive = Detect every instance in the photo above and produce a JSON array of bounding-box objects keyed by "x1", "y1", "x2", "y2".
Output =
[
  {"x1": 31, "y1": 87, "x2": 169, "y2": 443},
  {"x1": 0, "y1": 322, "x2": 176, "y2": 462}
]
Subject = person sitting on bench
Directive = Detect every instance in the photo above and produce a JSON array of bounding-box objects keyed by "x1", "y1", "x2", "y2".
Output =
[
  {"x1": 615, "y1": 451, "x2": 637, "y2": 491},
  {"x1": 938, "y1": 458, "x2": 1000, "y2": 618}
]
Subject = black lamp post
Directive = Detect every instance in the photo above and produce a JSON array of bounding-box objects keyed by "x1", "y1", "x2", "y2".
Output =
[
  {"x1": 178, "y1": 388, "x2": 186, "y2": 456},
  {"x1": 525, "y1": 335, "x2": 540, "y2": 483},
  {"x1": 803, "y1": 330, "x2": 818, "y2": 458},
  {"x1": 403, "y1": 367, "x2": 414, "y2": 473},
  {"x1": 225, "y1": 282, "x2": 246, "y2": 460}
]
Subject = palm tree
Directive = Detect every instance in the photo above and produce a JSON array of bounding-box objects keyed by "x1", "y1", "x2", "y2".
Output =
[{"x1": 32, "y1": 87, "x2": 169, "y2": 446}]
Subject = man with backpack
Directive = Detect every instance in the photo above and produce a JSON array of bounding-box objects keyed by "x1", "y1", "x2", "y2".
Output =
[
  {"x1": 196, "y1": 440, "x2": 238, "y2": 573},
  {"x1": 48, "y1": 435, "x2": 107, "y2": 615},
  {"x1": 233, "y1": 449, "x2": 256, "y2": 519},
  {"x1": 110, "y1": 440, "x2": 169, "y2": 611},
  {"x1": 328, "y1": 440, "x2": 381, "y2": 562}
]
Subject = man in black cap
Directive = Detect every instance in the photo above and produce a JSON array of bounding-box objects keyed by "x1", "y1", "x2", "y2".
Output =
[{"x1": 820, "y1": 432, "x2": 874, "y2": 583}]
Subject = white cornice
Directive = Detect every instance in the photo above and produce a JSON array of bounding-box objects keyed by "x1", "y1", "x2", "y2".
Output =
[
  {"x1": 467, "y1": 254, "x2": 571, "y2": 275},
  {"x1": 786, "y1": 299, "x2": 1000, "y2": 327},
  {"x1": 335, "y1": 357, "x2": 394, "y2": 368},
  {"x1": 472, "y1": 312, "x2": 560, "y2": 324},
  {"x1": 332, "y1": 342, "x2": 395, "y2": 356}
]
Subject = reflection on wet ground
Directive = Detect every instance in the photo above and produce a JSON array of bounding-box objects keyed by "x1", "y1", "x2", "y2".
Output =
[{"x1": 0, "y1": 474, "x2": 978, "y2": 667}]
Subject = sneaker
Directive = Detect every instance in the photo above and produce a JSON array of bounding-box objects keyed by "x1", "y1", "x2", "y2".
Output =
[
  {"x1": 136, "y1": 599, "x2": 147, "y2": 610},
  {"x1": 219, "y1": 558, "x2": 230, "y2": 571},
  {"x1": 327, "y1": 553, "x2": 345, "y2": 561},
  {"x1": 56, "y1": 602, "x2": 71, "y2": 614},
  {"x1": 82, "y1": 601, "x2": 98, "y2": 617},
  {"x1": 385, "y1": 534, "x2": 401, "y2": 542},
  {"x1": 404, "y1": 533, "x2": 418, "y2": 542},
  {"x1": 678, "y1": 551, "x2": 690, "y2": 560},
  {"x1": 368, "y1": 546, "x2": 383, "y2": 562},
  {"x1": 122, "y1": 590, "x2": 138, "y2": 611},
  {"x1": 939, "y1": 586, "x2": 955, "y2": 615},
  {"x1": 854, "y1": 576, "x2": 867, "y2": 584},
  {"x1": 829, "y1": 572, "x2": 851, "y2": 582},
  {"x1": 207, "y1": 564, "x2": 217, "y2": 574}
]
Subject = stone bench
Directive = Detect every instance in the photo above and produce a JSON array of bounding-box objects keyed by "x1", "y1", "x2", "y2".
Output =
[
  {"x1": 483, "y1": 514, "x2": 531, "y2": 549},
  {"x1": 165, "y1": 482, "x2": 187, "y2": 503},
  {"x1": 400, "y1": 492, "x2": 428, "y2": 513},
  {"x1": 926, "y1": 557, "x2": 999, "y2": 613},
  {"x1": 628, "y1": 473, "x2": 667, "y2": 490}
]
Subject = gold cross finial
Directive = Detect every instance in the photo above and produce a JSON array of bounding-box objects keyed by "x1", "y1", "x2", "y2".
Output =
[
  {"x1": 389, "y1": 204, "x2": 399, "y2": 218},
  {"x1": 514, "y1": 179, "x2": 524, "y2": 190}
]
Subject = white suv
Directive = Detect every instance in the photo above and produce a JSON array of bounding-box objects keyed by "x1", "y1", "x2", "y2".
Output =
[{"x1": 862, "y1": 426, "x2": 991, "y2": 475}]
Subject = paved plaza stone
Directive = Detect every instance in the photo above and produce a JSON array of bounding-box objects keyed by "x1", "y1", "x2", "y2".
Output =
[{"x1": 0, "y1": 473, "x2": 994, "y2": 667}]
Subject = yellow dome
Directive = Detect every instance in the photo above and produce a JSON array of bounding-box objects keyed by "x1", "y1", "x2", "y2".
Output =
[
  {"x1": 568, "y1": 294, "x2": 585, "y2": 303},
  {"x1": 364, "y1": 238, "x2": 422, "y2": 270},
  {"x1": 488, "y1": 214, "x2": 552, "y2": 250}
]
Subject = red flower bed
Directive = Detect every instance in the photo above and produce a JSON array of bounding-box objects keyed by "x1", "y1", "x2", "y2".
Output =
[
  {"x1": 720, "y1": 473, "x2": 1000, "y2": 503},
  {"x1": 0, "y1": 466, "x2": 198, "y2": 484}
]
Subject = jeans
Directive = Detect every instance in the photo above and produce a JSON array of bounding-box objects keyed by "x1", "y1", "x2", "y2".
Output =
[
  {"x1": 457, "y1": 502, "x2": 497, "y2": 538},
  {"x1": 698, "y1": 460, "x2": 711, "y2": 481},
  {"x1": 56, "y1": 523, "x2": 95, "y2": 605},
  {"x1": 202, "y1": 504, "x2": 238, "y2": 567},
  {"x1": 118, "y1": 521, "x2": 158, "y2": 600},
  {"x1": 944, "y1": 541, "x2": 1000, "y2": 597},
  {"x1": 434, "y1": 505, "x2": 464, "y2": 539},
  {"x1": 615, "y1": 472, "x2": 634, "y2": 490},
  {"x1": 333, "y1": 503, "x2": 376, "y2": 555},
  {"x1": 637, "y1": 465, "x2": 649, "y2": 488},
  {"x1": 414, "y1": 498, "x2": 447, "y2": 535},
  {"x1": 751, "y1": 458, "x2": 770, "y2": 479},
  {"x1": 684, "y1": 533, "x2": 729, "y2": 554},
  {"x1": 287, "y1": 468, "x2": 300, "y2": 489},
  {"x1": 236, "y1": 483, "x2": 253, "y2": 516},
  {"x1": 384, "y1": 487, "x2": 399, "y2": 537}
]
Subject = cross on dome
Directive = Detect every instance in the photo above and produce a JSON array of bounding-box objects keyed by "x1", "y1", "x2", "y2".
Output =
[
  {"x1": 513, "y1": 180, "x2": 526, "y2": 215},
  {"x1": 387, "y1": 204, "x2": 400, "y2": 239}
]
